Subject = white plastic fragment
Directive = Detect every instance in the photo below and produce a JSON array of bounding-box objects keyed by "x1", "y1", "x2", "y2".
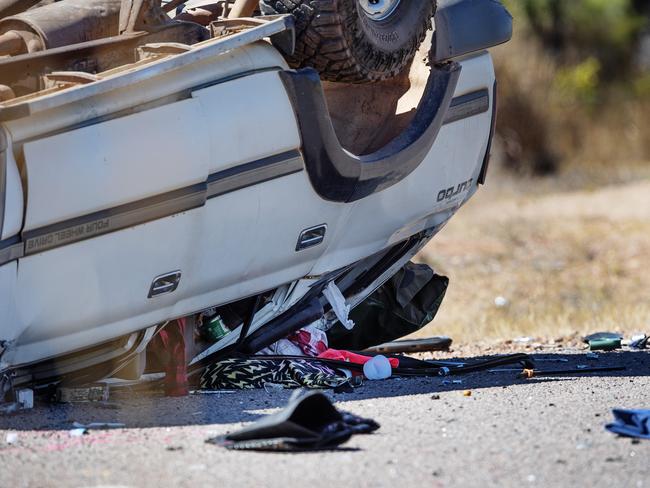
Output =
[
  {"x1": 190, "y1": 390, "x2": 237, "y2": 395},
  {"x1": 363, "y1": 355, "x2": 392, "y2": 380},
  {"x1": 69, "y1": 428, "x2": 86, "y2": 437},
  {"x1": 0, "y1": 402, "x2": 18, "y2": 414},
  {"x1": 630, "y1": 334, "x2": 648, "y2": 349},
  {"x1": 263, "y1": 383, "x2": 285, "y2": 393},
  {"x1": 513, "y1": 337, "x2": 533, "y2": 344},
  {"x1": 72, "y1": 421, "x2": 125, "y2": 430},
  {"x1": 494, "y1": 296, "x2": 509, "y2": 308},
  {"x1": 16, "y1": 389, "x2": 33, "y2": 409},
  {"x1": 5, "y1": 432, "x2": 18, "y2": 444},
  {"x1": 323, "y1": 282, "x2": 355, "y2": 330},
  {"x1": 442, "y1": 379, "x2": 463, "y2": 385}
]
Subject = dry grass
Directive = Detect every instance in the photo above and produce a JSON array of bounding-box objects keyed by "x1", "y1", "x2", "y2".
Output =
[{"x1": 415, "y1": 169, "x2": 650, "y2": 344}]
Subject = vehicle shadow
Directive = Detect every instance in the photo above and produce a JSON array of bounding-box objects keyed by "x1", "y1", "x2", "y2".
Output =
[{"x1": 0, "y1": 350, "x2": 646, "y2": 432}]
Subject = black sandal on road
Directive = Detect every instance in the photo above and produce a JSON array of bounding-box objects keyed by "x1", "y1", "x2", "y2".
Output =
[{"x1": 206, "y1": 391, "x2": 379, "y2": 452}]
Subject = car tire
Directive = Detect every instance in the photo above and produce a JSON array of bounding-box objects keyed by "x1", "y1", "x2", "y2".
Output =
[{"x1": 259, "y1": 0, "x2": 436, "y2": 83}]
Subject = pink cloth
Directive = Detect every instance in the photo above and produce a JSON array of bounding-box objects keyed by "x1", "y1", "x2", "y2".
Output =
[
  {"x1": 258, "y1": 324, "x2": 329, "y2": 357},
  {"x1": 318, "y1": 349, "x2": 400, "y2": 368}
]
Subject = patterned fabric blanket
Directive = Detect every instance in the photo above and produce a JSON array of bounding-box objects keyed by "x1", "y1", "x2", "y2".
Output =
[{"x1": 200, "y1": 357, "x2": 349, "y2": 390}]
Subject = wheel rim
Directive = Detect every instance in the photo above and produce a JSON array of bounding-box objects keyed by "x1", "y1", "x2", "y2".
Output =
[{"x1": 358, "y1": 0, "x2": 402, "y2": 21}]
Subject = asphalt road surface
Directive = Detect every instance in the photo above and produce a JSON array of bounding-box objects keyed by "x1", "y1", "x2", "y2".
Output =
[{"x1": 1, "y1": 348, "x2": 648, "y2": 488}]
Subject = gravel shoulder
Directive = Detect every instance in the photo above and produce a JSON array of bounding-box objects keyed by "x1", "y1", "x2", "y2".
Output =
[{"x1": 1, "y1": 347, "x2": 648, "y2": 488}]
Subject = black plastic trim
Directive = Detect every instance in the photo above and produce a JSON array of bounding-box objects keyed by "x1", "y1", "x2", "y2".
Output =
[
  {"x1": 0, "y1": 235, "x2": 22, "y2": 265},
  {"x1": 280, "y1": 63, "x2": 461, "y2": 202},
  {"x1": 478, "y1": 81, "x2": 498, "y2": 185},
  {"x1": 0, "y1": 129, "x2": 6, "y2": 239},
  {"x1": 443, "y1": 89, "x2": 490, "y2": 125},
  {"x1": 432, "y1": 0, "x2": 513, "y2": 63},
  {"x1": 206, "y1": 149, "x2": 303, "y2": 199}
]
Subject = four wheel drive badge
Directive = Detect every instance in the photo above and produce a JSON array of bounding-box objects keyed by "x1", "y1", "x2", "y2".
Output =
[{"x1": 437, "y1": 178, "x2": 473, "y2": 203}]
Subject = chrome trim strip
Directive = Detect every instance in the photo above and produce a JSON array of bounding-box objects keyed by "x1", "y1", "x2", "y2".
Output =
[
  {"x1": 206, "y1": 150, "x2": 303, "y2": 199},
  {"x1": 443, "y1": 89, "x2": 490, "y2": 125},
  {"x1": 23, "y1": 183, "x2": 207, "y2": 255},
  {"x1": 7, "y1": 149, "x2": 304, "y2": 261},
  {"x1": 0, "y1": 236, "x2": 23, "y2": 265}
]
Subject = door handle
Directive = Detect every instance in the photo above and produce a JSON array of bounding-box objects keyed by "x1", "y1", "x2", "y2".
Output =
[
  {"x1": 296, "y1": 224, "x2": 327, "y2": 251},
  {"x1": 148, "y1": 270, "x2": 182, "y2": 298}
]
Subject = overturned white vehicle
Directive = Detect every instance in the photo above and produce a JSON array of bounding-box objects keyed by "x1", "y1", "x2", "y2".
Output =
[{"x1": 0, "y1": 0, "x2": 511, "y2": 391}]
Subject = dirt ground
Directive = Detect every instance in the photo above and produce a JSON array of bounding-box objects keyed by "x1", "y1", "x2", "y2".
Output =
[{"x1": 416, "y1": 169, "x2": 650, "y2": 344}]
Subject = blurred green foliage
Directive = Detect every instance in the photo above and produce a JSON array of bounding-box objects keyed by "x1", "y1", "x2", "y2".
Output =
[
  {"x1": 554, "y1": 57, "x2": 601, "y2": 105},
  {"x1": 495, "y1": 1, "x2": 650, "y2": 173},
  {"x1": 503, "y1": 0, "x2": 647, "y2": 80}
]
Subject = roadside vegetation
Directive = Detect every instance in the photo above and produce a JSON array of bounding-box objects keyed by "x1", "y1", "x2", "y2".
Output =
[{"x1": 417, "y1": 1, "x2": 650, "y2": 343}]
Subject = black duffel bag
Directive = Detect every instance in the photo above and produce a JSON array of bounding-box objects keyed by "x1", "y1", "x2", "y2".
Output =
[{"x1": 327, "y1": 262, "x2": 449, "y2": 351}]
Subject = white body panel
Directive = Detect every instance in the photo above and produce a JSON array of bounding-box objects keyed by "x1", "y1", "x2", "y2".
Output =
[
  {"x1": 1, "y1": 143, "x2": 23, "y2": 240},
  {"x1": 0, "y1": 38, "x2": 495, "y2": 369}
]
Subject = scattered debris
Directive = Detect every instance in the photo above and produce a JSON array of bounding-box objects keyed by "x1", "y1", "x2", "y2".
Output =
[
  {"x1": 494, "y1": 296, "x2": 509, "y2": 308},
  {"x1": 606, "y1": 409, "x2": 650, "y2": 440},
  {"x1": 518, "y1": 366, "x2": 626, "y2": 379},
  {"x1": 362, "y1": 355, "x2": 392, "y2": 380},
  {"x1": 56, "y1": 384, "x2": 108, "y2": 403},
  {"x1": 514, "y1": 337, "x2": 533, "y2": 344},
  {"x1": 629, "y1": 334, "x2": 648, "y2": 350},
  {"x1": 431, "y1": 394, "x2": 441, "y2": 400},
  {"x1": 190, "y1": 390, "x2": 237, "y2": 395},
  {"x1": 327, "y1": 264, "x2": 448, "y2": 352},
  {"x1": 443, "y1": 380, "x2": 463, "y2": 385},
  {"x1": 198, "y1": 311, "x2": 231, "y2": 343},
  {"x1": 589, "y1": 338, "x2": 621, "y2": 351},
  {"x1": 263, "y1": 383, "x2": 285, "y2": 393},
  {"x1": 323, "y1": 282, "x2": 355, "y2": 330},
  {"x1": 363, "y1": 336, "x2": 452, "y2": 354},
  {"x1": 69, "y1": 428, "x2": 87, "y2": 437},
  {"x1": 463, "y1": 390, "x2": 472, "y2": 397},
  {"x1": 583, "y1": 332, "x2": 623, "y2": 343},
  {"x1": 151, "y1": 319, "x2": 189, "y2": 397},
  {"x1": 207, "y1": 391, "x2": 379, "y2": 451},
  {"x1": 0, "y1": 388, "x2": 33, "y2": 414},
  {"x1": 5, "y1": 432, "x2": 18, "y2": 444},
  {"x1": 16, "y1": 388, "x2": 33, "y2": 409},
  {"x1": 0, "y1": 402, "x2": 18, "y2": 415},
  {"x1": 72, "y1": 422, "x2": 125, "y2": 430},
  {"x1": 584, "y1": 332, "x2": 623, "y2": 351}
]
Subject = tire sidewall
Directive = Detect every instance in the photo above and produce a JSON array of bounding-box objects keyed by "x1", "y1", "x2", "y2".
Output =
[{"x1": 354, "y1": 0, "x2": 434, "y2": 53}]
